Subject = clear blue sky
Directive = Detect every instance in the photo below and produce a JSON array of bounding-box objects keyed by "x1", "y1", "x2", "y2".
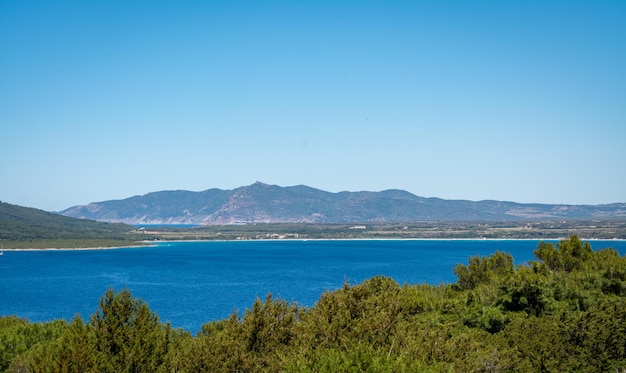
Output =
[{"x1": 1, "y1": 0, "x2": 625, "y2": 211}]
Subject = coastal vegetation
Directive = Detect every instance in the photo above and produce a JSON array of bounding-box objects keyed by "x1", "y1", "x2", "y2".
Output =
[
  {"x1": 0, "y1": 202, "x2": 144, "y2": 249},
  {"x1": 147, "y1": 219, "x2": 626, "y2": 241},
  {"x1": 2, "y1": 236, "x2": 625, "y2": 372}
]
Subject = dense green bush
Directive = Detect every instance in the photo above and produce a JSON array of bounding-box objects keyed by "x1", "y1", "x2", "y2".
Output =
[{"x1": 1, "y1": 236, "x2": 625, "y2": 372}]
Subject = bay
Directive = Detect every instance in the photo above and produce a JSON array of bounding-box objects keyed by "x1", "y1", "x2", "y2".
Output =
[{"x1": 1, "y1": 239, "x2": 625, "y2": 332}]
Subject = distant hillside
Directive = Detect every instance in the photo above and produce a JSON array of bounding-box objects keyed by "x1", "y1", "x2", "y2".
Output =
[
  {"x1": 0, "y1": 201, "x2": 137, "y2": 244},
  {"x1": 59, "y1": 182, "x2": 626, "y2": 225}
]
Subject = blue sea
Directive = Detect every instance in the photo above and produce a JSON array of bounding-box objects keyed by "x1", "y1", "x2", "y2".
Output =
[{"x1": 1, "y1": 239, "x2": 625, "y2": 332}]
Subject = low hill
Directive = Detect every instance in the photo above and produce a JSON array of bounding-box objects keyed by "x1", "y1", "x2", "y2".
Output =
[
  {"x1": 0, "y1": 201, "x2": 140, "y2": 248},
  {"x1": 60, "y1": 182, "x2": 626, "y2": 225}
]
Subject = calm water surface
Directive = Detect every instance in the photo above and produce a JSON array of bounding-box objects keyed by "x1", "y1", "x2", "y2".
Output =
[{"x1": 1, "y1": 239, "x2": 625, "y2": 332}]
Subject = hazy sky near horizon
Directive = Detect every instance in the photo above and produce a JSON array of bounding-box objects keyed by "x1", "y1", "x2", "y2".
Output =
[{"x1": 1, "y1": 0, "x2": 625, "y2": 211}]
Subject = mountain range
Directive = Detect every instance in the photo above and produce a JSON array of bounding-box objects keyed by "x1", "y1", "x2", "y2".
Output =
[{"x1": 59, "y1": 182, "x2": 626, "y2": 225}]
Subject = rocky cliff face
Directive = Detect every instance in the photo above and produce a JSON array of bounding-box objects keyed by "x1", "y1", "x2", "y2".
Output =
[{"x1": 60, "y1": 182, "x2": 626, "y2": 224}]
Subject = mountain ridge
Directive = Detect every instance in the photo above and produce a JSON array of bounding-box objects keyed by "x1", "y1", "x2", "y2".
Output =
[
  {"x1": 0, "y1": 201, "x2": 138, "y2": 245},
  {"x1": 60, "y1": 182, "x2": 626, "y2": 225}
]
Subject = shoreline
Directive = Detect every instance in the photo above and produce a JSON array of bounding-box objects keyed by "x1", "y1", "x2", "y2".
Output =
[
  {"x1": 152, "y1": 236, "x2": 626, "y2": 243},
  {"x1": 2, "y1": 244, "x2": 154, "y2": 252},
  {"x1": 2, "y1": 237, "x2": 623, "y2": 252}
]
